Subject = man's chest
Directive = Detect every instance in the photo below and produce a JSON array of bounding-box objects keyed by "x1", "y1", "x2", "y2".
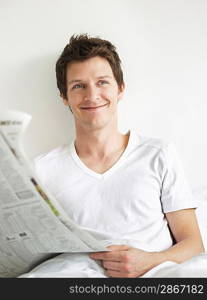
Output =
[
  {"x1": 49, "y1": 164, "x2": 162, "y2": 220},
  {"x1": 79, "y1": 153, "x2": 124, "y2": 174}
]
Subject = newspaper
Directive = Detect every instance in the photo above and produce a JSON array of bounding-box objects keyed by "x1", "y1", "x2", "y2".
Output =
[{"x1": 0, "y1": 110, "x2": 108, "y2": 278}]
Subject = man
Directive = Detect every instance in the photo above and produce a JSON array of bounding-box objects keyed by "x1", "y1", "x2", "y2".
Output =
[{"x1": 34, "y1": 34, "x2": 204, "y2": 278}]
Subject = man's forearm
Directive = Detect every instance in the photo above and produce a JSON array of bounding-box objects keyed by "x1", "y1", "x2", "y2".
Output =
[
  {"x1": 152, "y1": 237, "x2": 205, "y2": 267},
  {"x1": 90, "y1": 240, "x2": 204, "y2": 278}
]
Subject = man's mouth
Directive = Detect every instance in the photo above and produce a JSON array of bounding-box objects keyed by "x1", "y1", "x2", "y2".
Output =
[{"x1": 80, "y1": 104, "x2": 108, "y2": 110}]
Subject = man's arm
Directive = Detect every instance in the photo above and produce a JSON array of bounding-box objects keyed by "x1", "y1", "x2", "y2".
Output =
[
  {"x1": 156, "y1": 208, "x2": 204, "y2": 263},
  {"x1": 90, "y1": 208, "x2": 204, "y2": 277}
]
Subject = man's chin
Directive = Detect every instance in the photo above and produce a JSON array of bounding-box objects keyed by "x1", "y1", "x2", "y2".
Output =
[{"x1": 82, "y1": 119, "x2": 111, "y2": 131}]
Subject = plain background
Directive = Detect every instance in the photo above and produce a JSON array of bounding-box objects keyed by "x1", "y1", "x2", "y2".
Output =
[{"x1": 0, "y1": 0, "x2": 206, "y2": 189}]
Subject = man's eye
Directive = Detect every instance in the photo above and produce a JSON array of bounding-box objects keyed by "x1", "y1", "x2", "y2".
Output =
[
  {"x1": 72, "y1": 84, "x2": 84, "y2": 89},
  {"x1": 98, "y1": 80, "x2": 109, "y2": 85}
]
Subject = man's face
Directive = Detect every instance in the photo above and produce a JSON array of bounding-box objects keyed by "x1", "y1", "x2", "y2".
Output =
[{"x1": 62, "y1": 56, "x2": 124, "y2": 131}]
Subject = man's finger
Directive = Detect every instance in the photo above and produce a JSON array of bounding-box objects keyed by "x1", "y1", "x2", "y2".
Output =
[
  {"x1": 106, "y1": 244, "x2": 131, "y2": 251},
  {"x1": 102, "y1": 260, "x2": 121, "y2": 271},
  {"x1": 90, "y1": 250, "x2": 123, "y2": 261}
]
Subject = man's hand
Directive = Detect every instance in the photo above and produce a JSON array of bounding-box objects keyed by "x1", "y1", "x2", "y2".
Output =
[{"x1": 89, "y1": 245, "x2": 158, "y2": 278}]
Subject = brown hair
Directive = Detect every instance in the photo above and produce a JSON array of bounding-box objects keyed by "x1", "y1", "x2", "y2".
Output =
[{"x1": 55, "y1": 34, "x2": 124, "y2": 99}]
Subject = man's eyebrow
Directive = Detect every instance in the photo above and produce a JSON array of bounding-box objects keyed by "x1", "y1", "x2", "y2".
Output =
[
  {"x1": 68, "y1": 79, "x2": 82, "y2": 85},
  {"x1": 68, "y1": 76, "x2": 112, "y2": 85},
  {"x1": 97, "y1": 75, "x2": 112, "y2": 79}
]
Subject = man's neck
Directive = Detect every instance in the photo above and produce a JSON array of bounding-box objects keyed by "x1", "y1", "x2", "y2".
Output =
[{"x1": 74, "y1": 125, "x2": 128, "y2": 160}]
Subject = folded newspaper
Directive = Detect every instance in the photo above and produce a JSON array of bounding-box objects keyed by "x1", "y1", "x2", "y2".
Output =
[{"x1": 0, "y1": 110, "x2": 108, "y2": 278}]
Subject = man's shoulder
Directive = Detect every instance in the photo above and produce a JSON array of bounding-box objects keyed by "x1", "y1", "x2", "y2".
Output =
[
  {"x1": 135, "y1": 130, "x2": 171, "y2": 152},
  {"x1": 34, "y1": 144, "x2": 70, "y2": 170}
]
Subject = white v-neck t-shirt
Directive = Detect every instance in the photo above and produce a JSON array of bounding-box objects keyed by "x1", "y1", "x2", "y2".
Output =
[{"x1": 34, "y1": 129, "x2": 196, "y2": 252}]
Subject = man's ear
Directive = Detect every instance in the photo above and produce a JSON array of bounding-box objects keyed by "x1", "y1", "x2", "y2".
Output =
[
  {"x1": 60, "y1": 93, "x2": 73, "y2": 113},
  {"x1": 118, "y1": 82, "x2": 125, "y2": 101},
  {"x1": 60, "y1": 93, "x2": 69, "y2": 106}
]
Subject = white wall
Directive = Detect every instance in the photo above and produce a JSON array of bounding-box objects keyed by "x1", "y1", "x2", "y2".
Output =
[{"x1": 0, "y1": 0, "x2": 207, "y2": 189}]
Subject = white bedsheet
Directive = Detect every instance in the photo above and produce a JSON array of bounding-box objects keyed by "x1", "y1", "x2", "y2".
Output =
[
  {"x1": 19, "y1": 252, "x2": 207, "y2": 278},
  {"x1": 19, "y1": 252, "x2": 107, "y2": 278},
  {"x1": 142, "y1": 252, "x2": 207, "y2": 277}
]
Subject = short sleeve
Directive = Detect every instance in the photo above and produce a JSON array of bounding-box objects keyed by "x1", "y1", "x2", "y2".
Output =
[{"x1": 160, "y1": 142, "x2": 197, "y2": 213}]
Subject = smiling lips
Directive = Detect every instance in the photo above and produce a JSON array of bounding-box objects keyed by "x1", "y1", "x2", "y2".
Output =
[{"x1": 80, "y1": 104, "x2": 108, "y2": 110}]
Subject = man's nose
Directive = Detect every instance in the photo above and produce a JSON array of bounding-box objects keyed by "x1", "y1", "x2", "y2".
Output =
[{"x1": 84, "y1": 84, "x2": 99, "y2": 101}]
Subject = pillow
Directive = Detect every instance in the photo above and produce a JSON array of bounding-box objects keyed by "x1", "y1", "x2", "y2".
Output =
[{"x1": 193, "y1": 186, "x2": 207, "y2": 251}]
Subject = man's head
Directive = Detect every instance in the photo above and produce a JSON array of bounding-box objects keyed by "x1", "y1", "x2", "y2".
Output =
[
  {"x1": 56, "y1": 34, "x2": 124, "y2": 100},
  {"x1": 55, "y1": 34, "x2": 125, "y2": 131}
]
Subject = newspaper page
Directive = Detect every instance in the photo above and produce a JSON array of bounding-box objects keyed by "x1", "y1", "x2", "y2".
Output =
[{"x1": 0, "y1": 110, "x2": 107, "y2": 278}]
